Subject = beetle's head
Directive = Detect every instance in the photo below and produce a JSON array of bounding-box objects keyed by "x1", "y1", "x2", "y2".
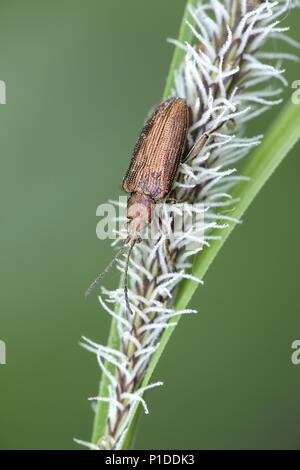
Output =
[{"x1": 124, "y1": 193, "x2": 154, "y2": 243}]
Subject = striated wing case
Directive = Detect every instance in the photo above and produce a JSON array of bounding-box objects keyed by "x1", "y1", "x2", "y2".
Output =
[{"x1": 122, "y1": 97, "x2": 189, "y2": 200}]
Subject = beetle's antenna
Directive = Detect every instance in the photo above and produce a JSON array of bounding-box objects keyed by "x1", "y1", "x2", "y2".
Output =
[
  {"x1": 124, "y1": 239, "x2": 137, "y2": 317},
  {"x1": 85, "y1": 244, "x2": 128, "y2": 298}
]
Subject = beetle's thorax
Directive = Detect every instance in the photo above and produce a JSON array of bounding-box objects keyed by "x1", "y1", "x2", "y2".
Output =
[{"x1": 126, "y1": 193, "x2": 154, "y2": 242}]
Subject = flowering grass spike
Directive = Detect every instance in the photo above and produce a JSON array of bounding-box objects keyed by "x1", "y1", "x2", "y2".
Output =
[{"x1": 77, "y1": 0, "x2": 299, "y2": 450}]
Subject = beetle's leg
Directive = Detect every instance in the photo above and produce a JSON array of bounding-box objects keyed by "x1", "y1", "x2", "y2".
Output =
[
  {"x1": 182, "y1": 120, "x2": 226, "y2": 163},
  {"x1": 182, "y1": 133, "x2": 209, "y2": 163}
]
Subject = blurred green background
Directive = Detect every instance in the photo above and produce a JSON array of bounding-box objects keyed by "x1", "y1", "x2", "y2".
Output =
[{"x1": 0, "y1": 0, "x2": 299, "y2": 450}]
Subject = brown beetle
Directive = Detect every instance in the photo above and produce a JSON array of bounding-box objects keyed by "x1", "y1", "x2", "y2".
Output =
[
  {"x1": 122, "y1": 97, "x2": 189, "y2": 243},
  {"x1": 85, "y1": 97, "x2": 213, "y2": 308}
]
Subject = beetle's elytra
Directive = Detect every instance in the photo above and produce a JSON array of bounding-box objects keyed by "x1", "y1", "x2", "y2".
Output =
[
  {"x1": 123, "y1": 97, "x2": 189, "y2": 199},
  {"x1": 122, "y1": 97, "x2": 190, "y2": 242}
]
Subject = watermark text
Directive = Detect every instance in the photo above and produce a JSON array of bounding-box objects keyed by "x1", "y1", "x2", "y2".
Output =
[
  {"x1": 0, "y1": 340, "x2": 6, "y2": 365},
  {"x1": 291, "y1": 339, "x2": 300, "y2": 365}
]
